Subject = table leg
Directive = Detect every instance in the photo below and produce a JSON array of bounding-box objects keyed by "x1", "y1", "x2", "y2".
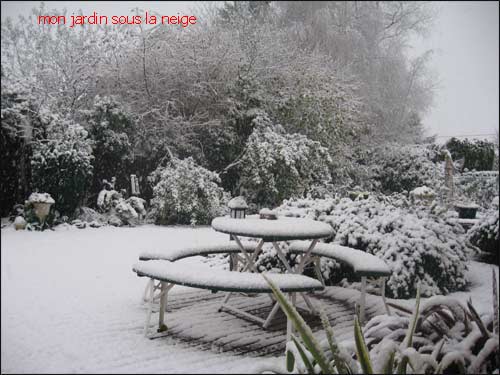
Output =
[
  {"x1": 241, "y1": 239, "x2": 265, "y2": 272},
  {"x1": 272, "y1": 242, "x2": 293, "y2": 273},
  {"x1": 233, "y1": 235, "x2": 258, "y2": 272},
  {"x1": 296, "y1": 239, "x2": 319, "y2": 273}
]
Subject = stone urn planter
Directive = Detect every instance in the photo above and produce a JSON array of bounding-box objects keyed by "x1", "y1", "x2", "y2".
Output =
[
  {"x1": 454, "y1": 202, "x2": 479, "y2": 219},
  {"x1": 27, "y1": 193, "x2": 55, "y2": 229}
]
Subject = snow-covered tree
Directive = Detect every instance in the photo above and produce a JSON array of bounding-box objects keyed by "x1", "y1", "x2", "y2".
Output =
[
  {"x1": 239, "y1": 114, "x2": 332, "y2": 207},
  {"x1": 31, "y1": 117, "x2": 94, "y2": 216},
  {"x1": 82, "y1": 95, "x2": 135, "y2": 196}
]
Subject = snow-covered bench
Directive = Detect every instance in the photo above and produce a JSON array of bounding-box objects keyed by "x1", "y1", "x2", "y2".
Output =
[
  {"x1": 139, "y1": 240, "x2": 256, "y2": 262},
  {"x1": 134, "y1": 242, "x2": 324, "y2": 337},
  {"x1": 289, "y1": 241, "x2": 391, "y2": 323}
]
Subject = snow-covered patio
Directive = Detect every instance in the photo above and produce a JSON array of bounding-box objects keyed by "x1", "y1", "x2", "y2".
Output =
[{"x1": 1, "y1": 225, "x2": 498, "y2": 373}]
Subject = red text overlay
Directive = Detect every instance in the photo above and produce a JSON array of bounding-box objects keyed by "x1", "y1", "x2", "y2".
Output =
[{"x1": 38, "y1": 11, "x2": 197, "y2": 28}]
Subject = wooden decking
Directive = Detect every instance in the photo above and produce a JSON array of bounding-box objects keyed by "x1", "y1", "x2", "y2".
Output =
[{"x1": 146, "y1": 286, "x2": 387, "y2": 356}]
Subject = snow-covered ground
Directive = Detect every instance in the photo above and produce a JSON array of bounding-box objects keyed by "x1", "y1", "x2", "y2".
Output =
[
  {"x1": 1, "y1": 224, "x2": 498, "y2": 373},
  {"x1": 1, "y1": 225, "x2": 280, "y2": 373}
]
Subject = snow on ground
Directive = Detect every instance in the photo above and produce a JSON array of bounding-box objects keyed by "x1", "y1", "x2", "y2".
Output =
[
  {"x1": 1, "y1": 225, "x2": 280, "y2": 373},
  {"x1": 1, "y1": 224, "x2": 497, "y2": 373},
  {"x1": 388, "y1": 260, "x2": 499, "y2": 317}
]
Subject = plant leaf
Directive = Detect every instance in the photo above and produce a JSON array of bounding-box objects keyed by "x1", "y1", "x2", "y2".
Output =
[
  {"x1": 467, "y1": 298, "x2": 490, "y2": 339},
  {"x1": 292, "y1": 336, "x2": 316, "y2": 374},
  {"x1": 397, "y1": 284, "x2": 421, "y2": 374},
  {"x1": 354, "y1": 315, "x2": 373, "y2": 374},
  {"x1": 286, "y1": 347, "x2": 295, "y2": 372},
  {"x1": 381, "y1": 350, "x2": 395, "y2": 374},
  {"x1": 320, "y1": 307, "x2": 346, "y2": 374},
  {"x1": 262, "y1": 274, "x2": 334, "y2": 374},
  {"x1": 492, "y1": 267, "x2": 499, "y2": 335}
]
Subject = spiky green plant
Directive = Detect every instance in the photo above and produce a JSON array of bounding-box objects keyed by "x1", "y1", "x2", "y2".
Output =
[
  {"x1": 262, "y1": 273, "x2": 499, "y2": 374},
  {"x1": 262, "y1": 274, "x2": 422, "y2": 374}
]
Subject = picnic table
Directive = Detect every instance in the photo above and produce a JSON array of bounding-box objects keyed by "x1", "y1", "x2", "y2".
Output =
[
  {"x1": 134, "y1": 214, "x2": 391, "y2": 342},
  {"x1": 211, "y1": 215, "x2": 334, "y2": 337}
]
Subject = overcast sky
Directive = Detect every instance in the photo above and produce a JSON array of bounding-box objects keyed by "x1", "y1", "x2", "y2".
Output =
[{"x1": 1, "y1": 1, "x2": 498, "y2": 144}]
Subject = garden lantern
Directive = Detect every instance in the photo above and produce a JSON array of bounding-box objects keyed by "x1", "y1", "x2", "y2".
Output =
[{"x1": 228, "y1": 196, "x2": 248, "y2": 219}]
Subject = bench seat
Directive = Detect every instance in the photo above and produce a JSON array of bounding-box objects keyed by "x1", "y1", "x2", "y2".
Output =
[
  {"x1": 289, "y1": 241, "x2": 391, "y2": 277},
  {"x1": 133, "y1": 260, "x2": 324, "y2": 293},
  {"x1": 139, "y1": 240, "x2": 256, "y2": 262}
]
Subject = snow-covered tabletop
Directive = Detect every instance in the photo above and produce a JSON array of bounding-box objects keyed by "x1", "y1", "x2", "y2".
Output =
[{"x1": 211, "y1": 215, "x2": 334, "y2": 242}]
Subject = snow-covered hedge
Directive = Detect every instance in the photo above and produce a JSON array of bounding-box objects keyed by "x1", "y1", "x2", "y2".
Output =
[
  {"x1": 367, "y1": 144, "x2": 442, "y2": 194},
  {"x1": 276, "y1": 196, "x2": 473, "y2": 298},
  {"x1": 149, "y1": 157, "x2": 229, "y2": 225},
  {"x1": 31, "y1": 118, "x2": 94, "y2": 216}
]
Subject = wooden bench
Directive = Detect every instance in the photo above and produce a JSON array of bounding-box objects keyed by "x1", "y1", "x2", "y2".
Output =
[
  {"x1": 289, "y1": 241, "x2": 391, "y2": 323},
  {"x1": 139, "y1": 241, "x2": 257, "y2": 262},
  {"x1": 134, "y1": 242, "x2": 324, "y2": 338}
]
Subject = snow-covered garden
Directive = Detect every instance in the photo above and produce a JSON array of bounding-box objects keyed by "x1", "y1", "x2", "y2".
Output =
[{"x1": 2, "y1": 2, "x2": 499, "y2": 374}]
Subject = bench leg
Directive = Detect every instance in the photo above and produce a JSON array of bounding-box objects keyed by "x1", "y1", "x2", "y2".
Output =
[
  {"x1": 158, "y1": 281, "x2": 168, "y2": 333},
  {"x1": 380, "y1": 277, "x2": 391, "y2": 315},
  {"x1": 144, "y1": 278, "x2": 155, "y2": 336},
  {"x1": 218, "y1": 292, "x2": 233, "y2": 312},
  {"x1": 299, "y1": 292, "x2": 317, "y2": 315},
  {"x1": 142, "y1": 279, "x2": 151, "y2": 303}
]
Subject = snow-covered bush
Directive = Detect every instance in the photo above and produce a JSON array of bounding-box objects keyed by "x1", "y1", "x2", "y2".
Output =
[
  {"x1": 367, "y1": 144, "x2": 442, "y2": 194},
  {"x1": 127, "y1": 196, "x2": 147, "y2": 217},
  {"x1": 149, "y1": 157, "x2": 229, "y2": 225},
  {"x1": 455, "y1": 171, "x2": 499, "y2": 209},
  {"x1": 468, "y1": 202, "x2": 499, "y2": 265},
  {"x1": 364, "y1": 293, "x2": 499, "y2": 374},
  {"x1": 276, "y1": 196, "x2": 472, "y2": 299},
  {"x1": 239, "y1": 115, "x2": 332, "y2": 207},
  {"x1": 95, "y1": 186, "x2": 145, "y2": 226},
  {"x1": 30, "y1": 118, "x2": 94, "y2": 216}
]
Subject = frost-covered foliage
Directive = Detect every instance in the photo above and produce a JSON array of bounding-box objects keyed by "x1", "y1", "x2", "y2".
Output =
[
  {"x1": 150, "y1": 157, "x2": 229, "y2": 225},
  {"x1": 0, "y1": 79, "x2": 48, "y2": 216},
  {"x1": 455, "y1": 171, "x2": 499, "y2": 210},
  {"x1": 363, "y1": 294, "x2": 500, "y2": 374},
  {"x1": 31, "y1": 118, "x2": 94, "y2": 216},
  {"x1": 276, "y1": 196, "x2": 472, "y2": 298},
  {"x1": 445, "y1": 137, "x2": 496, "y2": 172},
  {"x1": 239, "y1": 115, "x2": 332, "y2": 207},
  {"x1": 95, "y1": 187, "x2": 146, "y2": 227},
  {"x1": 468, "y1": 200, "x2": 499, "y2": 265},
  {"x1": 366, "y1": 144, "x2": 442, "y2": 194},
  {"x1": 266, "y1": 277, "x2": 499, "y2": 375}
]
